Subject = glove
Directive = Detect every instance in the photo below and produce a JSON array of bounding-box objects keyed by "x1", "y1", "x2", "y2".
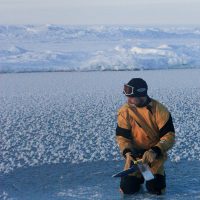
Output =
[
  {"x1": 124, "y1": 152, "x2": 135, "y2": 170},
  {"x1": 142, "y1": 149, "x2": 156, "y2": 164},
  {"x1": 142, "y1": 146, "x2": 161, "y2": 164}
]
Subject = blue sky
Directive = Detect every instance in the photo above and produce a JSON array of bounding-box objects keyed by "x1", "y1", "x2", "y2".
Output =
[{"x1": 0, "y1": 0, "x2": 200, "y2": 25}]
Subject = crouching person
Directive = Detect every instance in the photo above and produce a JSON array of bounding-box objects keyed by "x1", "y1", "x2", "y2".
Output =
[{"x1": 116, "y1": 78, "x2": 175, "y2": 195}]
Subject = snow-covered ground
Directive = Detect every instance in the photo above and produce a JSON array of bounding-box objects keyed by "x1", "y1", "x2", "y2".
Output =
[
  {"x1": 1, "y1": 25, "x2": 200, "y2": 73},
  {"x1": 1, "y1": 69, "x2": 200, "y2": 199}
]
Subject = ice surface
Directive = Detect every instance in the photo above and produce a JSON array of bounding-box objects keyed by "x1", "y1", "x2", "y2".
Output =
[
  {"x1": 1, "y1": 69, "x2": 200, "y2": 199},
  {"x1": 1, "y1": 160, "x2": 200, "y2": 200},
  {"x1": 1, "y1": 25, "x2": 200, "y2": 73}
]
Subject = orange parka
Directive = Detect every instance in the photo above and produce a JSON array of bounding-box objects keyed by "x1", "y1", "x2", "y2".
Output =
[{"x1": 116, "y1": 97, "x2": 175, "y2": 175}]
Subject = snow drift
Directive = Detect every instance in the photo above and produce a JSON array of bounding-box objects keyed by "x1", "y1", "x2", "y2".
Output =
[{"x1": 1, "y1": 25, "x2": 200, "y2": 73}]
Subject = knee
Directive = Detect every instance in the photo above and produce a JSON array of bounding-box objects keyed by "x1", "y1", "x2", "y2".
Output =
[
  {"x1": 120, "y1": 176, "x2": 142, "y2": 194},
  {"x1": 146, "y1": 174, "x2": 166, "y2": 195}
]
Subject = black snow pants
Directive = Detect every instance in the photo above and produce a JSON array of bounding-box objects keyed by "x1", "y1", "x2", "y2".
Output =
[{"x1": 120, "y1": 173, "x2": 166, "y2": 195}]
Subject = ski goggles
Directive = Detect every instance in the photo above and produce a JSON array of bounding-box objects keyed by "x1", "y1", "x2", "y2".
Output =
[
  {"x1": 123, "y1": 84, "x2": 147, "y2": 96},
  {"x1": 123, "y1": 84, "x2": 135, "y2": 96}
]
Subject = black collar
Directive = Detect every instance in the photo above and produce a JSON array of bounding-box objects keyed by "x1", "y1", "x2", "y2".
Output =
[{"x1": 136, "y1": 96, "x2": 151, "y2": 108}]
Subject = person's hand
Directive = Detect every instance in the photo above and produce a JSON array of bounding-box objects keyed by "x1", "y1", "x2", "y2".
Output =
[
  {"x1": 142, "y1": 149, "x2": 157, "y2": 164},
  {"x1": 142, "y1": 146, "x2": 162, "y2": 164},
  {"x1": 124, "y1": 152, "x2": 135, "y2": 170}
]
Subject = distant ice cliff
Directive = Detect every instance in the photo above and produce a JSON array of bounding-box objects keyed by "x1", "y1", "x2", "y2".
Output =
[{"x1": 0, "y1": 25, "x2": 200, "y2": 73}]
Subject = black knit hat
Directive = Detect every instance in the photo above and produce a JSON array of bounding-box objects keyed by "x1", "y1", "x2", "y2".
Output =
[{"x1": 125, "y1": 78, "x2": 148, "y2": 97}]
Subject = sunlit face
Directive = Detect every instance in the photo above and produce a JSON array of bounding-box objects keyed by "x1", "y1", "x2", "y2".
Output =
[{"x1": 127, "y1": 96, "x2": 147, "y2": 107}]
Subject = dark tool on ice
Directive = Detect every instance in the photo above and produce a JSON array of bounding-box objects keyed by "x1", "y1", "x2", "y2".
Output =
[{"x1": 112, "y1": 159, "x2": 154, "y2": 181}]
